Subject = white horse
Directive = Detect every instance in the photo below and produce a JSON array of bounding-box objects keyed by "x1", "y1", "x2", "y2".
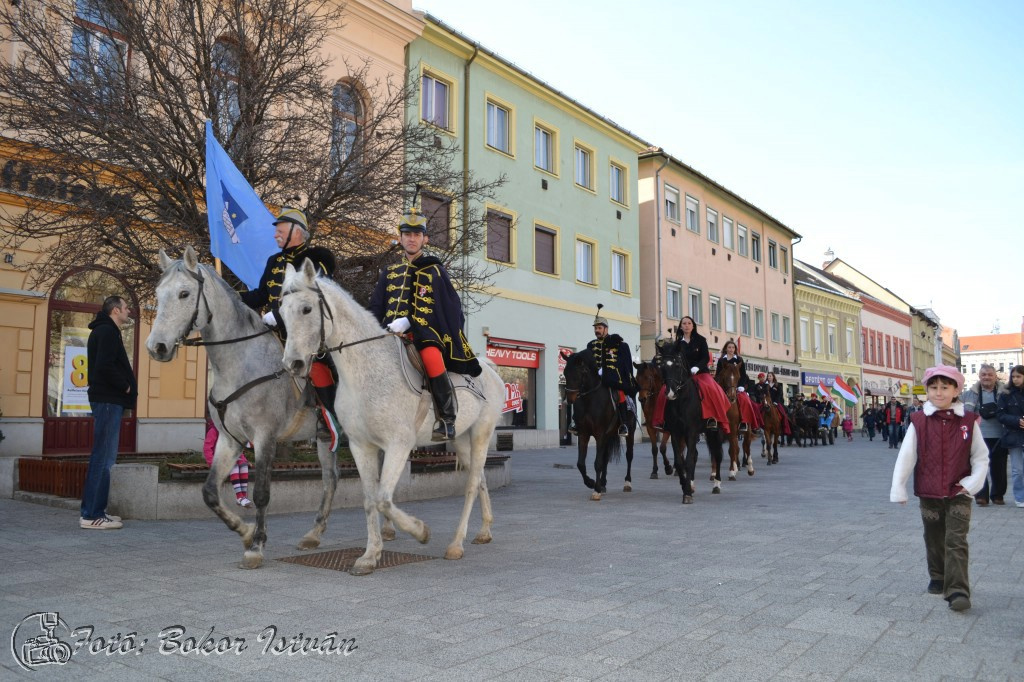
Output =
[
  {"x1": 277, "y1": 258, "x2": 504, "y2": 575},
  {"x1": 146, "y1": 246, "x2": 340, "y2": 568}
]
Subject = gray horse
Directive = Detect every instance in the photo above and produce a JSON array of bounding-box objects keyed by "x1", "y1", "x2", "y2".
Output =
[
  {"x1": 145, "y1": 246, "x2": 340, "y2": 569},
  {"x1": 277, "y1": 258, "x2": 505, "y2": 575}
]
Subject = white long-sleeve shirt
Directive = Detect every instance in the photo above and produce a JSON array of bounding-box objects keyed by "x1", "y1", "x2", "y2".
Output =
[{"x1": 890, "y1": 400, "x2": 990, "y2": 503}]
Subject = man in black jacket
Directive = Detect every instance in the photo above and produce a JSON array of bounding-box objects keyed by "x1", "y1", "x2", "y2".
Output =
[{"x1": 80, "y1": 295, "x2": 137, "y2": 530}]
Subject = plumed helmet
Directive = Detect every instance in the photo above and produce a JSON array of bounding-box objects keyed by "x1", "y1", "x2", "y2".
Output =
[
  {"x1": 592, "y1": 303, "x2": 607, "y2": 328},
  {"x1": 274, "y1": 206, "x2": 308, "y2": 231},
  {"x1": 398, "y1": 206, "x2": 427, "y2": 233}
]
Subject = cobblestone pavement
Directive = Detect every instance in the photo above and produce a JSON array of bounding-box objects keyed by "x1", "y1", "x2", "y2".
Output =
[{"x1": 2, "y1": 434, "x2": 1022, "y2": 680}]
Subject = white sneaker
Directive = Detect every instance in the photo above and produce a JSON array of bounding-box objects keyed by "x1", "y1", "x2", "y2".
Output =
[
  {"x1": 104, "y1": 514, "x2": 121, "y2": 523},
  {"x1": 80, "y1": 516, "x2": 123, "y2": 530},
  {"x1": 237, "y1": 497, "x2": 253, "y2": 508},
  {"x1": 1016, "y1": 501, "x2": 1024, "y2": 508}
]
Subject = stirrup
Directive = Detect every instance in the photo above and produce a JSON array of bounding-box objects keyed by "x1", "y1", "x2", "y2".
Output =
[
  {"x1": 432, "y1": 419, "x2": 455, "y2": 442},
  {"x1": 739, "y1": 422, "x2": 749, "y2": 432},
  {"x1": 706, "y1": 418, "x2": 718, "y2": 430},
  {"x1": 567, "y1": 423, "x2": 578, "y2": 436},
  {"x1": 617, "y1": 424, "x2": 628, "y2": 436}
]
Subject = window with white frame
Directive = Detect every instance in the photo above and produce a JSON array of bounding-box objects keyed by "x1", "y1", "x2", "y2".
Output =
[
  {"x1": 331, "y1": 81, "x2": 363, "y2": 172},
  {"x1": 576, "y1": 238, "x2": 595, "y2": 284},
  {"x1": 685, "y1": 195, "x2": 699, "y2": 232},
  {"x1": 751, "y1": 232, "x2": 762, "y2": 262},
  {"x1": 610, "y1": 163, "x2": 626, "y2": 205},
  {"x1": 688, "y1": 288, "x2": 703, "y2": 325},
  {"x1": 666, "y1": 283, "x2": 682, "y2": 319},
  {"x1": 706, "y1": 208, "x2": 719, "y2": 243},
  {"x1": 754, "y1": 308, "x2": 765, "y2": 338},
  {"x1": 814, "y1": 320, "x2": 823, "y2": 354},
  {"x1": 737, "y1": 224, "x2": 748, "y2": 257},
  {"x1": 486, "y1": 99, "x2": 510, "y2": 154},
  {"x1": 740, "y1": 304, "x2": 751, "y2": 336},
  {"x1": 421, "y1": 72, "x2": 450, "y2": 129},
  {"x1": 771, "y1": 312, "x2": 781, "y2": 342},
  {"x1": 535, "y1": 125, "x2": 554, "y2": 173},
  {"x1": 846, "y1": 327, "x2": 856, "y2": 362},
  {"x1": 611, "y1": 250, "x2": 628, "y2": 293},
  {"x1": 709, "y1": 296, "x2": 721, "y2": 330},
  {"x1": 575, "y1": 144, "x2": 594, "y2": 190},
  {"x1": 782, "y1": 316, "x2": 791, "y2": 344},
  {"x1": 665, "y1": 185, "x2": 680, "y2": 222},
  {"x1": 800, "y1": 317, "x2": 809, "y2": 352},
  {"x1": 780, "y1": 246, "x2": 789, "y2": 274},
  {"x1": 725, "y1": 300, "x2": 737, "y2": 334},
  {"x1": 828, "y1": 323, "x2": 837, "y2": 356},
  {"x1": 768, "y1": 240, "x2": 778, "y2": 269},
  {"x1": 723, "y1": 216, "x2": 734, "y2": 250}
]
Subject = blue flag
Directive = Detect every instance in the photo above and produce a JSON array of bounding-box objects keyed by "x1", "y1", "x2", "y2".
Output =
[{"x1": 205, "y1": 121, "x2": 277, "y2": 289}]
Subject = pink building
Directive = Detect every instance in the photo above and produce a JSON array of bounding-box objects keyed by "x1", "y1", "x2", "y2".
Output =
[{"x1": 637, "y1": 149, "x2": 801, "y2": 395}]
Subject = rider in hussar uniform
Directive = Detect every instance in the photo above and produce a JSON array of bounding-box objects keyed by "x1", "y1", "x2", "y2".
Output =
[
  {"x1": 369, "y1": 205, "x2": 481, "y2": 441},
  {"x1": 569, "y1": 309, "x2": 635, "y2": 437},
  {"x1": 240, "y1": 205, "x2": 342, "y2": 449}
]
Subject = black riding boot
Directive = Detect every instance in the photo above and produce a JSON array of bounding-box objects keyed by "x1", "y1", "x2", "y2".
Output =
[
  {"x1": 429, "y1": 374, "x2": 457, "y2": 441},
  {"x1": 616, "y1": 402, "x2": 631, "y2": 437}
]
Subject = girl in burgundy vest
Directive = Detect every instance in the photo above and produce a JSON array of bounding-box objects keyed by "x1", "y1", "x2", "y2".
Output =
[{"x1": 890, "y1": 365, "x2": 989, "y2": 612}]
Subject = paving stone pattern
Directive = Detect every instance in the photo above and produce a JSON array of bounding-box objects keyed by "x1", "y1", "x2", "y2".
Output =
[{"x1": 1, "y1": 436, "x2": 1022, "y2": 680}]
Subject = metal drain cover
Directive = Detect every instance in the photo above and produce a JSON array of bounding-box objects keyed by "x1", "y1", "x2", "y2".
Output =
[{"x1": 278, "y1": 547, "x2": 436, "y2": 572}]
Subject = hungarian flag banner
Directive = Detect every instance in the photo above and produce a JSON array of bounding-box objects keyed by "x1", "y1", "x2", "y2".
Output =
[
  {"x1": 852, "y1": 381, "x2": 863, "y2": 400},
  {"x1": 817, "y1": 380, "x2": 831, "y2": 400},
  {"x1": 831, "y1": 376, "x2": 858, "y2": 406}
]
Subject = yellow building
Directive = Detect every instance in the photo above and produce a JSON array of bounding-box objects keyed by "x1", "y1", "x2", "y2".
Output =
[
  {"x1": 793, "y1": 259, "x2": 863, "y2": 417},
  {"x1": 0, "y1": 1, "x2": 423, "y2": 488}
]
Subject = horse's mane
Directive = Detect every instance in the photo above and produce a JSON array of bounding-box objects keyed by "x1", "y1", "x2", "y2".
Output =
[
  {"x1": 282, "y1": 267, "x2": 382, "y2": 336},
  {"x1": 162, "y1": 258, "x2": 263, "y2": 330}
]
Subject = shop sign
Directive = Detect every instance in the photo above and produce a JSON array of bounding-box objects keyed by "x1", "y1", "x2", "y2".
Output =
[
  {"x1": 486, "y1": 346, "x2": 540, "y2": 368},
  {"x1": 502, "y1": 383, "x2": 523, "y2": 414},
  {"x1": 745, "y1": 359, "x2": 800, "y2": 381},
  {"x1": 801, "y1": 372, "x2": 835, "y2": 386},
  {"x1": 557, "y1": 346, "x2": 574, "y2": 375}
]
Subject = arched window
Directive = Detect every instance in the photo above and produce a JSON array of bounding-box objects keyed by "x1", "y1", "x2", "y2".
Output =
[
  {"x1": 331, "y1": 81, "x2": 363, "y2": 172},
  {"x1": 44, "y1": 267, "x2": 138, "y2": 453},
  {"x1": 212, "y1": 39, "x2": 241, "y2": 139}
]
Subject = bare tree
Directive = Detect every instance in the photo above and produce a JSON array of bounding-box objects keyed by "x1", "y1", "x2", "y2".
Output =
[{"x1": 0, "y1": 0, "x2": 504, "y2": 309}]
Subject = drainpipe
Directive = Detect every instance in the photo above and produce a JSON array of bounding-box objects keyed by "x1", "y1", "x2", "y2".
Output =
[
  {"x1": 653, "y1": 149, "x2": 669, "y2": 348},
  {"x1": 461, "y1": 45, "x2": 480, "y2": 324},
  {"x1": 790, "y1": 234, "x2": 803, "y2": 399}
]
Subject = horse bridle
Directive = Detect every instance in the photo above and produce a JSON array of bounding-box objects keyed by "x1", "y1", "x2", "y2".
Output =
[
  {"x1": 172, "y1": 266, "x2": 274, "y2": 349},
  {"x1": 279, "y1": 282, "x2": 389, "y2": 370},
  {"x1": 563, "y1": 356, "x2": 603, "y2": 402}
]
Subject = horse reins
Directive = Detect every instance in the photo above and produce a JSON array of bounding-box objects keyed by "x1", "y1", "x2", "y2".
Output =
[{"x1": 303, "y1": 282, "x2": 389, "y2": 360}]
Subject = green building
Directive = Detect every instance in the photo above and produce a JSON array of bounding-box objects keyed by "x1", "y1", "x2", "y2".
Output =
[{"x1": 409, "y1": 17, "x2": 648, "y2": 446}]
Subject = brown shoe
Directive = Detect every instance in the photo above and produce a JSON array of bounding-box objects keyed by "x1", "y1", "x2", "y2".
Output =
[
  {"x1": 992, "y1": 498, "x2": 1005, "y2": 505},
  {"x1": 976, "y1": 497, "x2": 989, "y2": 506}
]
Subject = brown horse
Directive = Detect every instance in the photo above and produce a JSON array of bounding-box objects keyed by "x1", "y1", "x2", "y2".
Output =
[
  {"x1": 634, "y1": 361, "x2": 673, "y2": 479},
  {"x1": 759, "y1": 390, "x2": 781, "y2": 464},
  {"x1": 715, "y1": 362, "x2": 754, "y2": 481}
]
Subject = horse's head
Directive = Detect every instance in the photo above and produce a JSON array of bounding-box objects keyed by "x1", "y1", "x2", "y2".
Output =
[
  {"x1": 716, "y1": 362, "x2": 740, "y2": 402},
  {"x1": 278, "y1": 259, "x2": 327, "y2": 378},
  {"x1": 562, "y1": 349, "x2": 598, "y2": 404},
  {"x1": 634, "y1": 360, "x2": 662, "y2": 403},
  {"x1": 146, "y1": 246, "x2": 207, "y2": 362},
  {"x1": 657, "y1": 351, "x2": 691, "y2": 401}
]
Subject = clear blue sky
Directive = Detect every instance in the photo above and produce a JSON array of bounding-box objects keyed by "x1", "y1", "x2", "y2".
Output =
[{"x1": 414, "y1": 0, "x2": 1023, "y2": 337}]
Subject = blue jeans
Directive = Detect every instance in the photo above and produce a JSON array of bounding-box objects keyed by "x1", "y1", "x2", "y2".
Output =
[
  {"x1": 80, "y1": 402, "x2": 124, "y2": 519},
  {"x1": 1009, "y1": 446, "x2": 1024, "y2": 505}
]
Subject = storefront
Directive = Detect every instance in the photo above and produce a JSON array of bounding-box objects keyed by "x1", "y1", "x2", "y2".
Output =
[
  {"x1": 485, "y1": 337, "x2": 543, "y2": 429},
  {"x1": 745, "y1": 357, "x2": 801, "y2": 399}
]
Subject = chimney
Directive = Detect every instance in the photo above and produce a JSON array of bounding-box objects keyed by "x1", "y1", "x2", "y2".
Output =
[{"x1": 823, "y1": 247, "x2": 835, "y2": 269}]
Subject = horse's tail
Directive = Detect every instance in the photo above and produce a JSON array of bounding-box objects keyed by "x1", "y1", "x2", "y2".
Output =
[{"x1": 608, "y1": 435, "x2": 621, "y2": 464}]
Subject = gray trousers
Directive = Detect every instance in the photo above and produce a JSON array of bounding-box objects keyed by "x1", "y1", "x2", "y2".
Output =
[{"x1": 919, "y1": 496, "x2": 972, "y2": 599}]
